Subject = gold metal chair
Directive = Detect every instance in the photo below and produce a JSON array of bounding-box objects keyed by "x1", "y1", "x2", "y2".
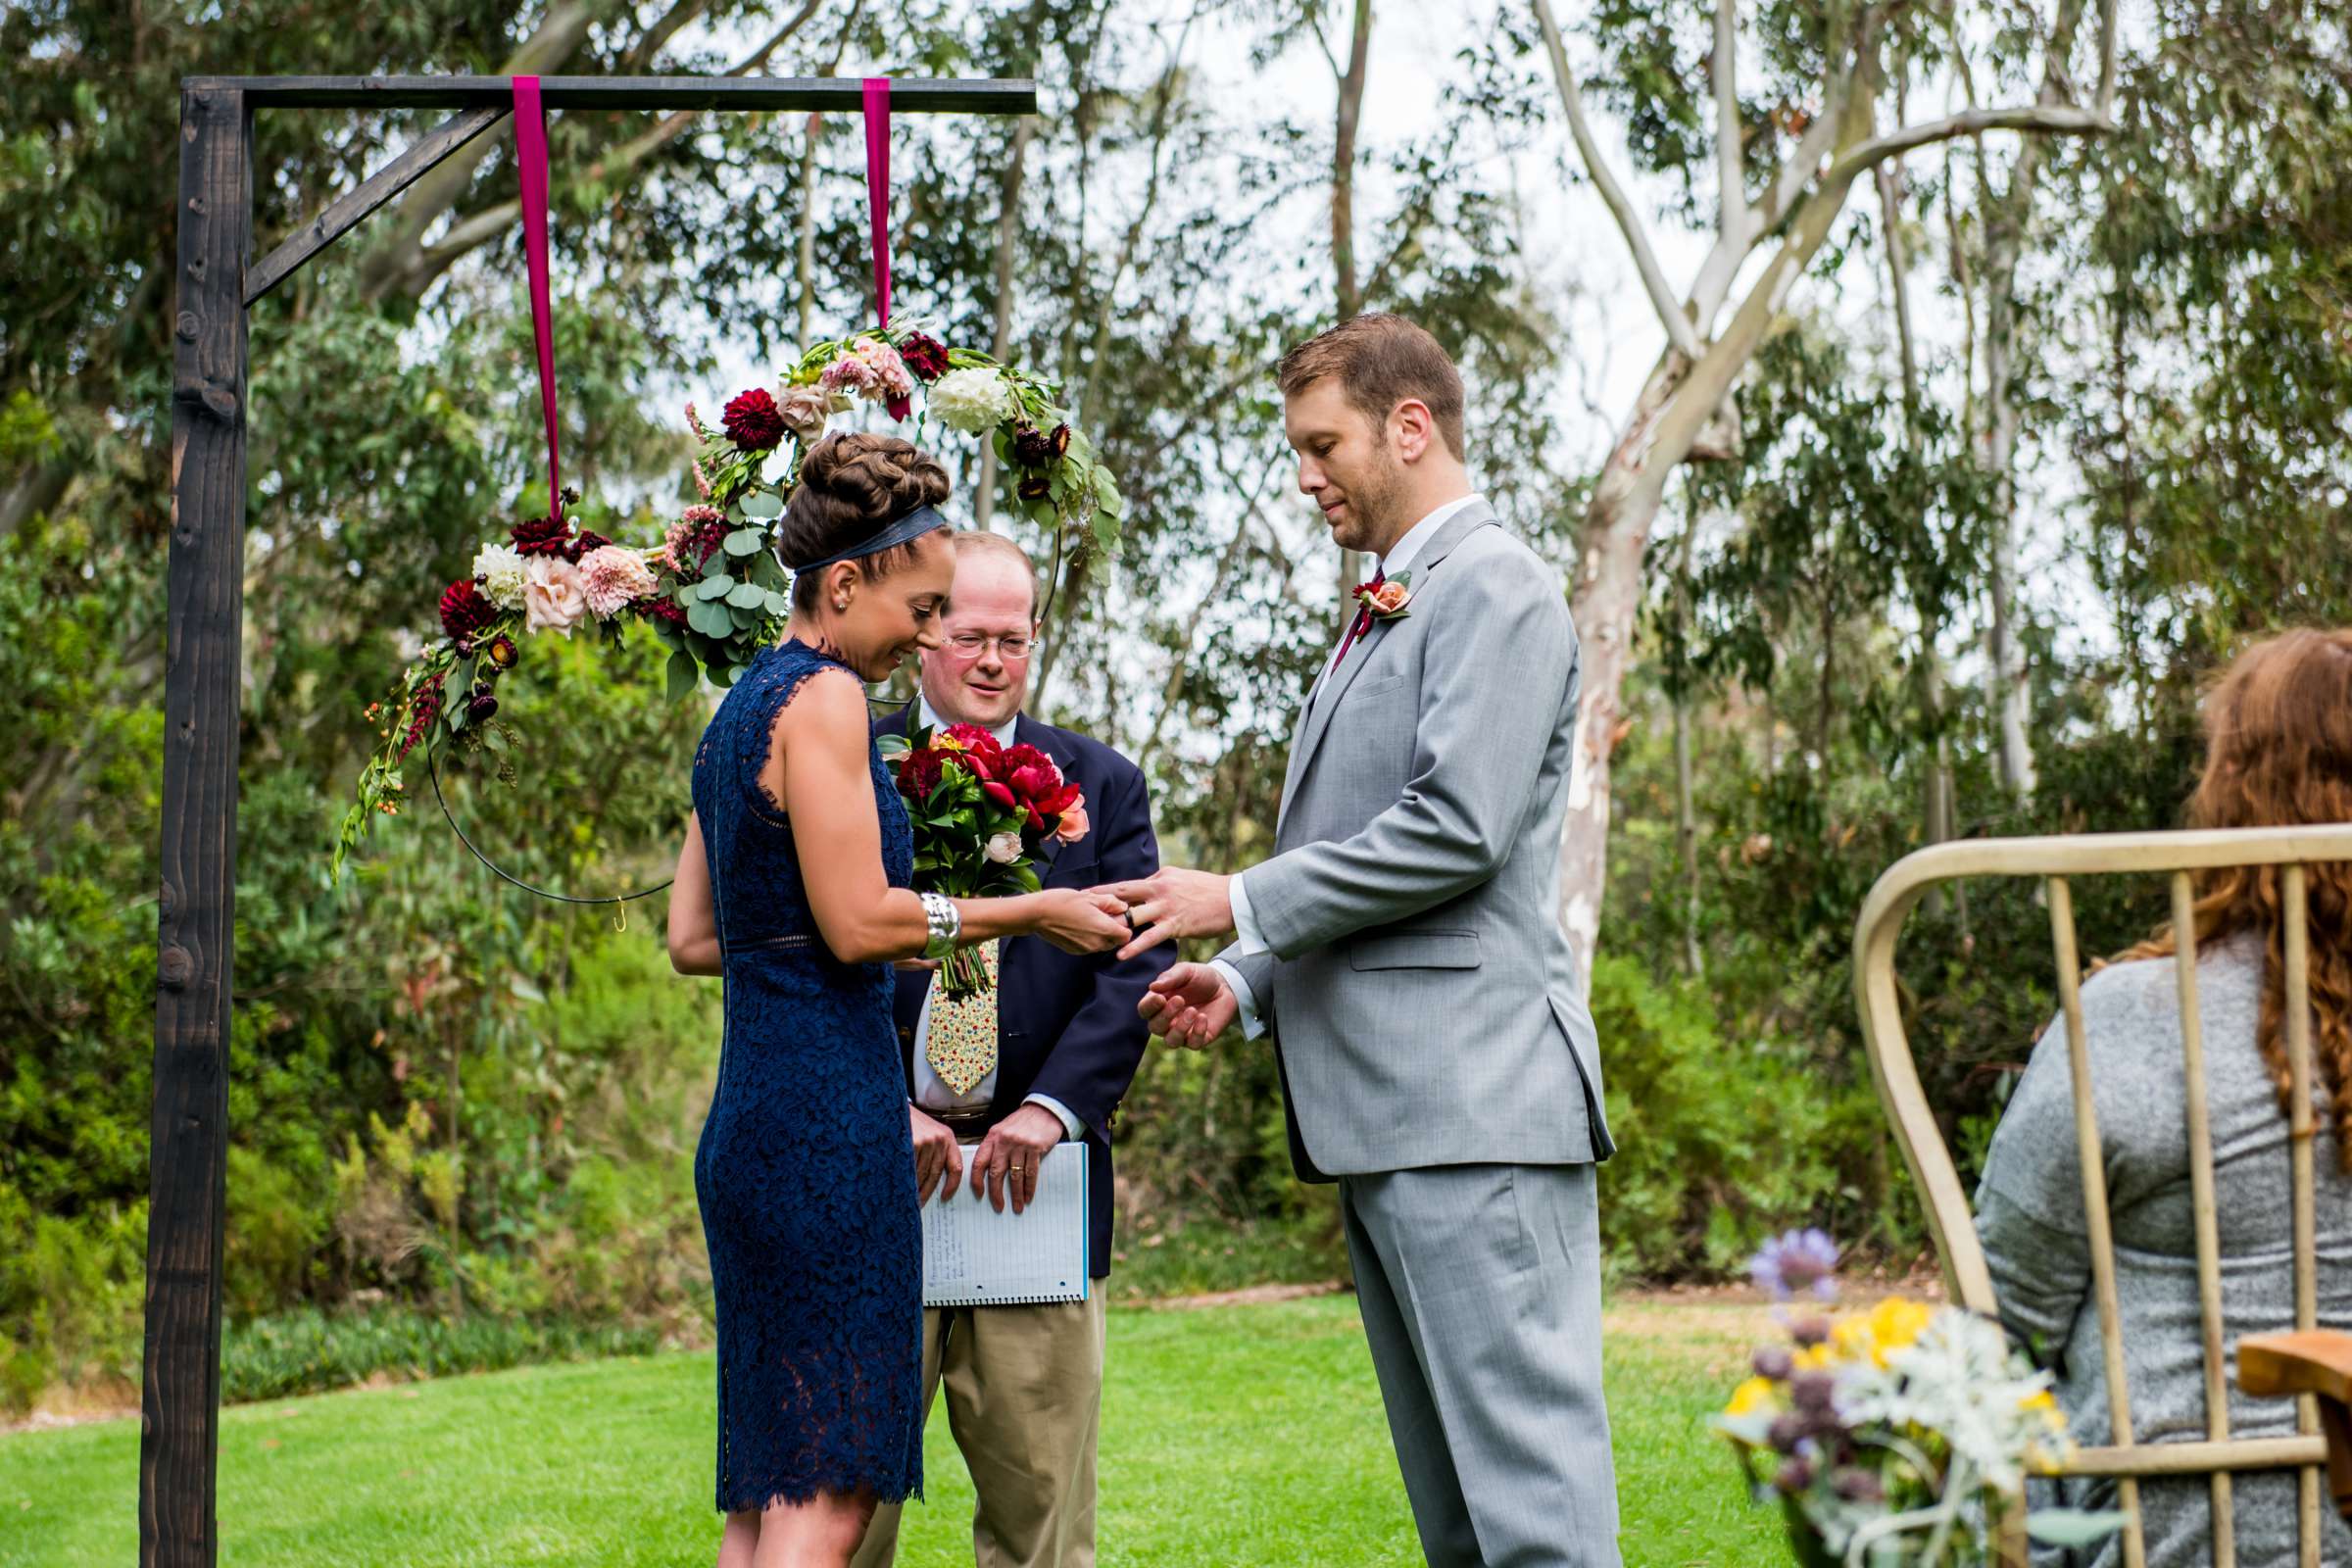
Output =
[{"x1": 1852, "y1": 825, "x2": 2352, "y2": 1568}]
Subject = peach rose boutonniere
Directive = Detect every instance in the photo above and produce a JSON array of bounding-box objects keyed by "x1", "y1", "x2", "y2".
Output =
[{"x1": 1356, "y1": 568, "x2": 1415, "y2": 623}]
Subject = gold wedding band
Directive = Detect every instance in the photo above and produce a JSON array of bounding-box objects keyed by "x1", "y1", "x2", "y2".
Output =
[{"x1": 1010, "y1": 1162, "x2": 1024, "y2": 1171}]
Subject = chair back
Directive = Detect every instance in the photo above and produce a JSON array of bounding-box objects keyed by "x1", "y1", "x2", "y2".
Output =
[{"x1": 1853, "y1": 825, "x2": 2352, "y2": 1568}]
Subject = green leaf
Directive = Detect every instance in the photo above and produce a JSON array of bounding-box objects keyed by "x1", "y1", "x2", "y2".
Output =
[
  {"x1": 1092, "y1": 512, "x2": 1120, "y2": 554},
  {"x1": 741, "y1": 490, "x2": 783, "y2": 519},
  {"x1": 723, "y1": 528, "x2": 764, "y2": 557},
  {"x1": 688, "y1": 600, "x2": 733, "y2": 638},
  {"x1": 726, "y1": 581, "x2": 766, "y2": 609},
  {"x1": 697, "y1": 574, "x2": 736, "y2": 600},
  {"x1": 480, "y1": 724, "x2": 508, "y2": 755},
  {"x1": 665, "y1": 650, "x2": 698, "y2": 702},
  {"x1": 2026, "y1": 1512, "x2": 2130, "y2": 1548},
  {"x1": 709, "y1": 662, "x2": 737, "y2": 689}
]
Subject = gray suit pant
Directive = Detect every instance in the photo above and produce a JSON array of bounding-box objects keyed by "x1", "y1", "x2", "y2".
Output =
[{"x1": 1341, "y1": 1163, "x2": 1621, "y2": 1568}]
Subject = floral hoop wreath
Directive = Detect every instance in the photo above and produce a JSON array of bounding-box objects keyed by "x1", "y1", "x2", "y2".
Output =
[{"x1": 332, "y1": 321, "x2": 1127, "y2": 887}]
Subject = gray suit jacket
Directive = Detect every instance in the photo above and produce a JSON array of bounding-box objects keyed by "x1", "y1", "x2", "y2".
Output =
[{"x1": 1217, "y1": 502, "x2": 1614, "y2": 1182}]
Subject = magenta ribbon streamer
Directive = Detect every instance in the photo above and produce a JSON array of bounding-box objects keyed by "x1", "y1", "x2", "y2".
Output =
[
  {"x1": 861, "y1": 76, "x2": 912, "y2": 420},
  {"x1": 514, "y1": 75, "x2": 564, "y2": 519}
]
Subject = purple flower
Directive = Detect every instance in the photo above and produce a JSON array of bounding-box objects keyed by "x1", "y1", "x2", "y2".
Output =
[{"x1": 1750, "y1": 1228, "x2": 1841, "y2": 1301}]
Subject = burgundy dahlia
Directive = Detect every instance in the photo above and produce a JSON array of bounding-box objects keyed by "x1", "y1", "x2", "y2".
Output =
[
  {"x1": 511, "y1": 514, "x2": 571, "y2": 557},
  {"x1": 565, "y1": 529, "x2": 612, "y2": 564},
  {"x1": 899, "y1": 332, "x2": 950, "y2": 382},
  {"x1": 1012, "y1": 425, "x2": 1055, "y2": 469},
  {"x1": 439, "y1": 579, "x2": 498, "y2": 639},
  {"x1": 722, "y1": 387, "x2": 787, "y2": 451}
]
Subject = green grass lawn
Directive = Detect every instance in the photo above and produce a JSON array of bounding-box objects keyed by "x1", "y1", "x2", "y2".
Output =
[{"x1": 0, "y1": 1296, "x2": 1784, "y2": 1566}]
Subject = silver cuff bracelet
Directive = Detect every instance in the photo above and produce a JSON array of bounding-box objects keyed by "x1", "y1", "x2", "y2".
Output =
[{"x1": 919, "y1": 891, "x2": 960, "y2": 960}]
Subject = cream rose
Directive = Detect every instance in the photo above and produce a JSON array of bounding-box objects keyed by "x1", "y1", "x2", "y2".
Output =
[
  {"x1": 523, "y1": 556, "x2": 589, "y2": 635},
  {"x1": 775, "y1": 384, "x2": 847, "y2": 442},
  {"x1": 985, "y1": 831, "x2": 1022, "y2": 864}
]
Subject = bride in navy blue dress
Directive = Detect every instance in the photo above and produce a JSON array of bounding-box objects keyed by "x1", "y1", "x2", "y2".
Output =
[{"x1": 665, "y1": 433, "x2": 1128, "y2": 1568}]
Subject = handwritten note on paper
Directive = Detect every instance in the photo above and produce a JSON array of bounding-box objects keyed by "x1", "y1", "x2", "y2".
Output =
[{"x1": 920, "y1": 1142, "x2": 1089, "y2": 1306}]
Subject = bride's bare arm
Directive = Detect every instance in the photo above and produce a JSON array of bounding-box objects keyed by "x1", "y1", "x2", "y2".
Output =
[
  {"x1": 667, "y1": 811, "x2": 721, "y2": 975},
  {"x1": 776, "y1": 669, "x2": 1126, "y2": 962}
]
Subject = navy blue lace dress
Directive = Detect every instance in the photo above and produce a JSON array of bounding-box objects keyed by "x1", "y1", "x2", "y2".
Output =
[{"x1": 689, "y1": 638, "x2": 924, "y2": 1513}]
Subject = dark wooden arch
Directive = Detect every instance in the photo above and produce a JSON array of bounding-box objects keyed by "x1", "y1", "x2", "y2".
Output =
[{"x1": 155, "y1": 73, "x2": 1036, "y2": 1568}]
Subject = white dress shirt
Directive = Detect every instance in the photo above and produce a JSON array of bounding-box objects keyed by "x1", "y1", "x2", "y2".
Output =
[
  {"x1": 1211, "y1": 493, "x2": 1485, "y2": 1039},
  {"x1": 908, "y1": 697, "x2": 1084, "y2": 1140}
]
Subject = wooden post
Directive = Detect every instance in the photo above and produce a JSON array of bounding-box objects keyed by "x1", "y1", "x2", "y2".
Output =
[{"x1": 148, "y1": 81, "x2": 248, "y2": 1568}]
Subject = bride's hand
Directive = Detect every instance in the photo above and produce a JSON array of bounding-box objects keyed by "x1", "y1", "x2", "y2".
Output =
[{"x1": 1030, "y1": 888, "x2": 1132, "y2": 954}]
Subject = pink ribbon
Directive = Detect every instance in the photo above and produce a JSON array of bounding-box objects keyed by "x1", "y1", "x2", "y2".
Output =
[
  {"x1": 862, "y1": 77, "x2": 912, "y2": 421},
  {"x1": 514, "y1": 76, "x2": 564, "y2": 520}
]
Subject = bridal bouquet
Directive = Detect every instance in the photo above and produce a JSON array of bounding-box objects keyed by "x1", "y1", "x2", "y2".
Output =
[
  {"x1": 882, "y1": 720, "x2": 1087, "y2": 997},
  {"x1": 1716, "y1": 1231, "x2": 2122, "y2": 1567}
]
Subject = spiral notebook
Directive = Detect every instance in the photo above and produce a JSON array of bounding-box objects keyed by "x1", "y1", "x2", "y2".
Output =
[{"x1": 921, "y1": 1142, "x2": 1090, "y2": 1306}]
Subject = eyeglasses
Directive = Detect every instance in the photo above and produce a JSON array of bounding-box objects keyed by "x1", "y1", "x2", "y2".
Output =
[{"x1": 943, "y1": 631, "x2": 1042, "y2": 662}]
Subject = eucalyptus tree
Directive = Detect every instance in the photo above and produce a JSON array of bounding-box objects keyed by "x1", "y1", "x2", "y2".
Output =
[{"x1": 1509, "y1": 0, "x2": 2117, "y2": 974}]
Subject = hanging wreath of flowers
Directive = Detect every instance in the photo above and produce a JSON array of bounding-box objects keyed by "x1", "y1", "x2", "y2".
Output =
[{"x1": 332, "y1": 321, "x2": 1127, "y2": 880}]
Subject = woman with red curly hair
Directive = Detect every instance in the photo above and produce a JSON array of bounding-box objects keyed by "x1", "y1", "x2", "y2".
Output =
[{"x1": 1978, "y1": 628, "x2": 2352, "y2": 1567}]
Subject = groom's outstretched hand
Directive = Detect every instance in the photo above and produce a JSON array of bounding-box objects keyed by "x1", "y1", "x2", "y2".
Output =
[
  {"x1": 1139, "y1": 963, "x2": 1240, "y2": 1050},
  {"x1": 1103, "y1": 868, "x2": 1234, "y2": 959}
]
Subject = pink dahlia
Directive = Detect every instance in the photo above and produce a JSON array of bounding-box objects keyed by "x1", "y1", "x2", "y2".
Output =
[{"x1": 577, "y1": 544, "x2": 660, "y2": 617}]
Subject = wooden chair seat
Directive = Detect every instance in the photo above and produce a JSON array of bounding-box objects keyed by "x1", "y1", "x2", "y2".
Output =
[{"x1": 2239, "y1": 1330, "x2": 2352, "y2": 1522}]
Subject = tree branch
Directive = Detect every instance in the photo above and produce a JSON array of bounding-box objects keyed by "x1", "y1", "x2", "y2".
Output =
[
  {"x1": 1821, "y1": 103, "x2": 2109, "y2": 188},
  {"x1": 1531, "y1": 0, "x2": 1703, "y2": 359},
  {"x1": 1713, "y1": 0, "x2": 1743, "y2": 240}
]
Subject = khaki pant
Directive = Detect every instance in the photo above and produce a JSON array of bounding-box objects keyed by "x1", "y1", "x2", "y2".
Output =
[{"x1": 852, "y1": 1292, "x2": 1110, "y2": 1568}]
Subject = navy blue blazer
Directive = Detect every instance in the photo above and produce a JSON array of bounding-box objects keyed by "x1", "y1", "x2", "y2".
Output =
[{"x1": 873, "y1": 703, "x2": 1171, "y2": 1277}]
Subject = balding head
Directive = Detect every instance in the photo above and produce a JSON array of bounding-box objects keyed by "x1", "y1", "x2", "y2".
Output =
[{"x1": 920, "y1": 530, "x2": 1043, "y2": 728}]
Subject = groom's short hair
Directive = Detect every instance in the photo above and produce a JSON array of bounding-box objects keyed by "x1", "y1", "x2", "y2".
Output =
[{"x1": 1278, "y1": 314, "x2": 1466, "y2": 460}]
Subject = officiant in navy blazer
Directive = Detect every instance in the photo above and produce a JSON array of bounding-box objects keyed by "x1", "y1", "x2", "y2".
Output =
[{"x1": 854, "y1": 529, "x2": 1171, "y2": 1568}]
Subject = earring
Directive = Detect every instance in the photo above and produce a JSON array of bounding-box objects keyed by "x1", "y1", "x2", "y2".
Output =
[{"x1": 833, "y1": 598, "x2": 848, "y2": 612}]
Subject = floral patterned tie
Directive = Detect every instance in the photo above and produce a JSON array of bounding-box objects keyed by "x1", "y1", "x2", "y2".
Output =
[{"x1": 925, "y1": 941, "x2": 1000, "y2": 1097}]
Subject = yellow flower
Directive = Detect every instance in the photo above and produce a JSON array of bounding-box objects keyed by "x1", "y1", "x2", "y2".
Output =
[
  {"x1": 1792, "y1": 1344, "x2": 1835, "y2": 1373},
  {"x1": 934, "y1": 732, "x2": 966, "y2": 752},
  {"x1": 1725, "y1": 1377, "x2": 1779, "y2": 1418},
  {"x1": 1831, "y1": 1297, "x2": 1935, "y2": 1369}
]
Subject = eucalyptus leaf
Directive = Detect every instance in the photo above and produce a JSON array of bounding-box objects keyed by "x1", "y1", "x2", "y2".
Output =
[
  {"x1": 741, "y1": 490, "x2": 783, "y2": 519},
  {"x1": 688, "y1": 600, "x2": 733, "y2": 638},
  {"x1": 723, "y1": 528, "x2": 764, "y2": 557},
  {"x1": 727, "y1": 581, "x2": 766, "y2": 610},
  {"x1": 2026, "y1": 1512, "x2": 2130, "y2": 1548},
  {"x1": 697, "y1": 574, "x2": 736, "y2": 600}
]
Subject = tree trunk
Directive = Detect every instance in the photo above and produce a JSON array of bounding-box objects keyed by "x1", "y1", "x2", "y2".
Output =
[
  {"x1": 1556, "y1": 356, "x2": 1683, "y2": 969},
  {"x1": 971, "y1": 118, "x2": 1035, "y2": 533},
  {"x1": 1671, "y1": 512, "x2": 1701, "y2": 978},
  {"x1": 1331, "y1": 0, "x2": 1373, "y2": 320}
]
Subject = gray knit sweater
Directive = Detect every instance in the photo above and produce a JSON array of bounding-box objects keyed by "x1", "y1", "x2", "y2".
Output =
[{"x1": 1976, "y1": 934, "x2": 2352, "y2": 1568}]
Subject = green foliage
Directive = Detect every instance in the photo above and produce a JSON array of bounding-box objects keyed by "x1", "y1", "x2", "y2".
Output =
[
  {"x1": 1589, "y1": 956, "x2": 1864, "y2": 1279},
  {"x1": 219, "y1": 1305, "x2": 659, "y2": 1404}
]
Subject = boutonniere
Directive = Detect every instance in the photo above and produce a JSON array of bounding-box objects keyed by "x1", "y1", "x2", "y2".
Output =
[{"x1": 1355, "y1": 568, "x2": 1414, "y2": 622}]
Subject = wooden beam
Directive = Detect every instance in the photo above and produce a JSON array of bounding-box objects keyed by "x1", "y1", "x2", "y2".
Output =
[
  {"x1": 150, "y1": 82, "x2": 248, "y2": 1568},
  {"x1": 186, "y1": 74, "x2": 1038, "y2": 115},
  {"x1": 245, "y1": 104, "x2": 511, "y2": 306}
]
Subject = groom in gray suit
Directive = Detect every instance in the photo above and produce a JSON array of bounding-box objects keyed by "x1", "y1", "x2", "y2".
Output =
[{"x1": 1108, "y1": 314, "x2": 1620, "y2": 1567}]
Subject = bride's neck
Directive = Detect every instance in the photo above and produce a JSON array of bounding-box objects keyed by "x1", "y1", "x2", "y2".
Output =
[{"x1": 785, "y1": 613, "x2": 849, "y2": 664}]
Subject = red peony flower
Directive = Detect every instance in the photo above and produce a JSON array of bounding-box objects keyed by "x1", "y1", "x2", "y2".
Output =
[
  {"x1": 440, "y1": 579, "x2": 499, "y2": 639},
  {"x1": 900, "y1": 332, "x2": 951, "y2": 382},
  {"x1": 1002, "y1": 744, "x2": 1053, "y2": 777},
  {"x1": 981, "y1": 780, "x2": 1016, "y2": 810},
  {"x1": 898, "y1": 746, "x2": 945, "y2": 802},
  {"x1": 722, "y1": 388, "x2": 788, "y2": 451},
  {"x1": 944, "y1": 723, "x2": 1004, "y2": 761},
  {"x1": 512, "y1": 514, "x2": 571, "y2": 557}
]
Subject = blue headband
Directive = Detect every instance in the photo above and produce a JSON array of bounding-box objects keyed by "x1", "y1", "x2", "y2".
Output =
[{"x1": 798, "y1": 504, "x2": 949, "y2": 570}]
